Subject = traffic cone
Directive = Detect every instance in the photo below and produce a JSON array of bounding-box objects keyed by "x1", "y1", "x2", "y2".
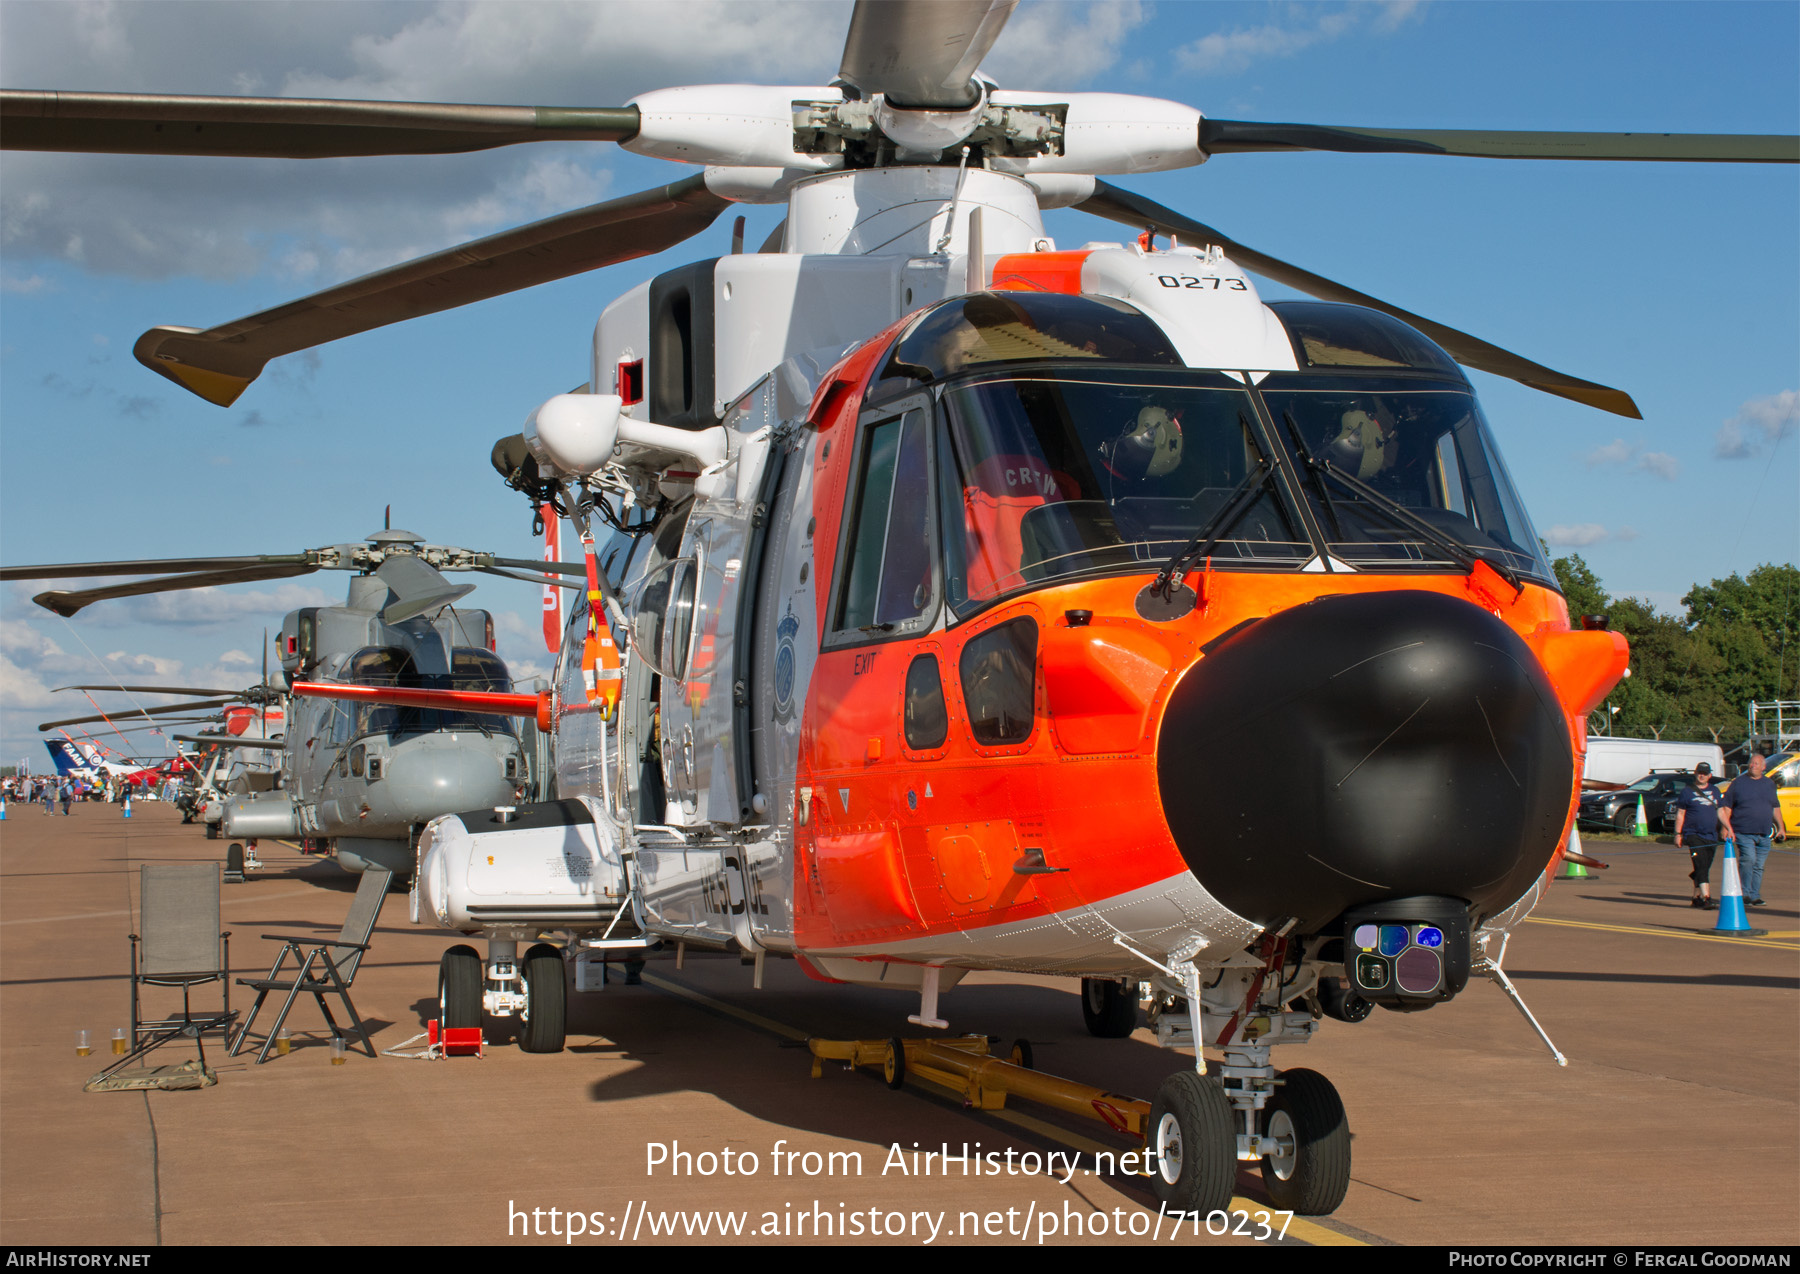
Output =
[
  {"x1": 1559, "y1": 823, "x2": 1589, "y2": 879},
  {"x1": 1710, "y1": 840, "x2": 1764, "y2": 936},
  {"x1": 1633, "y1": 794, "x2": 1649, "y2": 838}
]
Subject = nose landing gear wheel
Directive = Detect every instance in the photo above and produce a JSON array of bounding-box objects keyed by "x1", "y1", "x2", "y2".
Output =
[
  {"x1": 1148, "y1": 1070, "x2": 1236, "y2": 1217},
  {"x1": 438, "y1": 944, "x2": 482, "y2": 1033},
  {"x1": 1081, "y1": 977, "x2": 1139, "y2": 1038},
  {"x1": 518, "y1": 943, "x2": 566, "y2": 1054},
  {"x1": 1259, "y1": 1068, "x2": 1351, "y2": 1215}
]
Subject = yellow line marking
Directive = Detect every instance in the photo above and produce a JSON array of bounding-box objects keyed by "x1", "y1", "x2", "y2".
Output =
[
  {"x1": 644, "y1": 972, "x2": 1366, "y2": 1247},
  {"x1": 1526, "y1": 916, "x2": 1799, "y2": 951}
]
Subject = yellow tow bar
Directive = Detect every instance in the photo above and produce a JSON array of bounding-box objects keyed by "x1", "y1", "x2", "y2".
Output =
[{"x1": 808, "y1": 1034, "x2": 1153, "y2": 1139}]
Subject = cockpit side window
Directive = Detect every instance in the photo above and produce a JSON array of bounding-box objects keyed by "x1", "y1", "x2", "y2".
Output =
[{"x1": 832, "y1": 398, "x2": 938, "y2": 640}]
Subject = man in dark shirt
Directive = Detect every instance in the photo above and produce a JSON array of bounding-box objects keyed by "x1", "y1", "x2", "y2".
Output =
[
  {"x1": 1674, "y1": 764, "x2": 1725, "y2": 908},
  {"x1": 1720, "y1": 753, "x2": 1787, "y2": 906}
]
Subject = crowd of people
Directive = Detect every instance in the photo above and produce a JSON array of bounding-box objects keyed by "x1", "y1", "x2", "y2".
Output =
[{"x1": 1, "y1": 774, "x2": 181, "y2": 813}]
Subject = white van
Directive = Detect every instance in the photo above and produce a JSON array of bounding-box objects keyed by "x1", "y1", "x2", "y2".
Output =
[{"x1": 1583, "y1": 737, "x2": 1725, "y2": 787}]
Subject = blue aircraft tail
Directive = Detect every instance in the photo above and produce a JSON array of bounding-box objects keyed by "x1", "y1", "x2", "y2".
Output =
[{"x1": 44, "y1": 740, "x2": 87, "y2": 776}]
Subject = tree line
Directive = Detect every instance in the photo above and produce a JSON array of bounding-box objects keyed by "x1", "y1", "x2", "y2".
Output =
[{"x1": 1553, "y1": 555, "x2": 1798, "y2": 752}]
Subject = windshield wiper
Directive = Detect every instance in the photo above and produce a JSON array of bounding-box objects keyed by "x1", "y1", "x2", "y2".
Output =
[
  {"x1": 1282, "y1": 412, "x2": 1346, "y2": 542},
  {"x1": 1310, "y1": 452, "x2": 1523, "y2": 596},
  {"x1": 1150, "y1": 450, "x2": 1272, "y2": 600}
]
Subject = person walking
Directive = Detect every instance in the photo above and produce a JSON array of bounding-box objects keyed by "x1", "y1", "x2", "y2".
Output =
[
  {"x1": 1720, "y1": 752, "x2": 1787, "y2": 906},
  {"x1": 1673, "y1": 763, "x2": 1725, "y2": 908},
  {"x1": 41, "y1": 779, "x2": 55, "y2": 816},
  {"x1": 58, "y1": 781, "x2": 73, "y2": 816}
]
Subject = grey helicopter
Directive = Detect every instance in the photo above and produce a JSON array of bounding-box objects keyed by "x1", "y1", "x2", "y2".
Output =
[{"x1": 5, "y1": 527, "x2": 579, "y2": 879}]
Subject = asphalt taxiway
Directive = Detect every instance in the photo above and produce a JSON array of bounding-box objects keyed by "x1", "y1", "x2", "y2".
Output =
[{"x1": 1, "y1": 805, "x2": 1794, "y2": 1246}]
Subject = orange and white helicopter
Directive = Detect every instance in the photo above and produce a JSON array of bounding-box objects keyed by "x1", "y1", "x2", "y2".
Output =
[{"x1": 7, "y1": 0, "x2": 1794, "y2": 1219}]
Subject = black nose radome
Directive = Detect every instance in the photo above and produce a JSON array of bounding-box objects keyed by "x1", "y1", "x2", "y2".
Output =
[{"x1": 1157, "y1": 590, "x2": 1573, "y2": 934}]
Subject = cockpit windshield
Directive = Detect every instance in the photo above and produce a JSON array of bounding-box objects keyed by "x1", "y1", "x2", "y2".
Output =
[
  {"x1": 1262, "y1": 379, "x2": 1553, "y2": 582},
  {"x1": 345, "y1": 645, "x2": 516, "y2": 738},
  {"x1": 935, "y1": 368, "x2": 1307, "y2": 613}
]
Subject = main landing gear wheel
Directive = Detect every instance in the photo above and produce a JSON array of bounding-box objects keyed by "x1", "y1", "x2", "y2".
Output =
[
  {"x1": 883, "y1": 1038, "x2": 906, "y2": 1090},
  {"x1": 1260, "y1": 1068, "x2": 1351, "y2": 1215},
  {"x1": 518, "y1": 943, "x2": 566, "y2": 1054},
  {"x1": 438, "y1": 944, "x2": 482, "y2": 1032},
  {"x1": 1081, "y1": 977, "x2": 1138, "y2": 1038},
  {"x1": 1148, "y1": 1070, "x2": 1236, "y2": 1217},
  {"x1": 205, "y1": 823, "x2": 218, "y2": 840},
  {"x1": 224, "y1": 843, "x2": 245, "y2": 882}
]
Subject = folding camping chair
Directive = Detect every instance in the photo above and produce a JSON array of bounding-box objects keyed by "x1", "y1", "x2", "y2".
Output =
[
  {"x1": 230, "y1": 867, "x2": 392, "y2": 1063},
  {"x1": 89, "y1": 864, "x2": 237, "y2": 1086}
]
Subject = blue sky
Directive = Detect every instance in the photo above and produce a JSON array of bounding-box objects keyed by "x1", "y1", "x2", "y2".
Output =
[{"x1": 2, "y1": 0, "x2": 1796, "y2": 767}]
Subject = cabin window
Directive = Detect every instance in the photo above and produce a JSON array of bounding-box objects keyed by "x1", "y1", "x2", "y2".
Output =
[
  {"x1": 904, "y1": 655, "x2": 949, "y2": 751},
  {"x1": 834, "y1": 400, "x2": 937, "y2": 638},
  {"x1": 632, "y1": 557, "x2": 699, "y2": 681},
  {"x1": 959, "y1": 617, "x2": 1038, "y2": 747}
]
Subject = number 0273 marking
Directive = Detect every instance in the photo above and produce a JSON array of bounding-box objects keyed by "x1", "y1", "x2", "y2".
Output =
[{"x1": 1156, "y1": 275, "x2": 1248, "y2": 291}]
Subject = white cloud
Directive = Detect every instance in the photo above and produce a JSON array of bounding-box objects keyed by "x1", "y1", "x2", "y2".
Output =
[
  {"x1": 1, "y1": 272, "x2": 52, "y2": 294},
  {"x1": 1581, "y1": 438, "x2": 1678, "y2": 480},
  {"x1": 1177, "y1": 1, "x2": 1425, "y2": 75},
  {"x1": 1584, "y1": 438, "x2": 1635, "y2": 467},
  {"x1": 1544, "y1": 523, "x2": 1610, "y2": 547},
  {"x1": 984, "y1": 1, "x2": 1148, "y2": 87},
  {"x1": 0, "y1": 1, "x2": 845, "y2": 283},
  {"x1": 1715, "y1": 390, "x2": 1798, "y2": 459}
]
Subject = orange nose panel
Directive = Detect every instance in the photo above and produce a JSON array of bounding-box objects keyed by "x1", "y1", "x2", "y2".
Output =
[{"x1": 1043, "y1": 621, "x2": 1177, "y2": 754}]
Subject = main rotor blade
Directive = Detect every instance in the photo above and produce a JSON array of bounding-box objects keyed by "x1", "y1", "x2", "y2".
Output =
[
  {"x1": 135, "y1": 173, "x2": 730, "y2": 406},
  {"x1": 1078, "y1": 181, "x2": 1642, "y2": 419},
  {"x1": 55, "y1": 684, "x2": 243, "y2": 697},
  {"x1": 0, "y1": 90, "x2": 639, "y2": 158},
  {"x1": 0, "y1": 553, "x2": 311, "y2": 581},
  {"x1": 30, "y1": 563, "x2": 318, "y2": 617},
  {"x1": 839, "y1": 0, "x2": 1017, "y2": 109},
  {"x1": 171, "y1": 735, "x2": 285, "y2": 749},
  {"x1": 40, "y1": 701, "x2": 236, "y2": 731},
  {"x1": 291, "y1": 680, "x2": 544, "y2": 721},
  {"x1": 473, "y1": 565, "x2": 584, "y2": 590},
  {"x1": 1200, "y1": 119, "x2": 1800, "y2": 163}
]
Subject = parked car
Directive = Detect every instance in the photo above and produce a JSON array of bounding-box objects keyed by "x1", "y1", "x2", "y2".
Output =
[{"x1": 1578, "y1": 769, "x2": 1694, "y2": 833}]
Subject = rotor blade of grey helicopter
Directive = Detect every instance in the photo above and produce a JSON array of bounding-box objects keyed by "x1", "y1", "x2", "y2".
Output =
[
  {"x1": 54, "y1": 684, "x2": 244, "y2": 697},
  {"x1": 170, "y1": 735, "x2": 285, "y2": 749},
  {"x1": 838, "y1": 0, "x2": 1017, "y2": 109},
  {"x1": 30, "y1": 564, "x2": 319, "y2": 618},
  {"x1": 40, "y1": 701, "x2": 236, "y2": 731},
  {"x1": 373, "y1": 555, "x2": 477, "y2": 625},
  {"x1": 134, "y1": 173, "x2": 731, "y2": 407},
  {"x1": 0, "y1": 90, "x2": 640, "y2": 158},
  {"x1": 0, "y1": 553, "x2": 313, "y2": 581},
  {"x1": 1077, "y1": 180, "x2": 1642, "y2": 419},
  {"x1": 1198, "y1": 119, "x2": 1800, "y2": 163},
  {"x1": 480, "y1": 556, "x2": 588, "y2": 577},
  {"x1": 473, "y1": 565, "x2": 584, "y2": 590}
]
